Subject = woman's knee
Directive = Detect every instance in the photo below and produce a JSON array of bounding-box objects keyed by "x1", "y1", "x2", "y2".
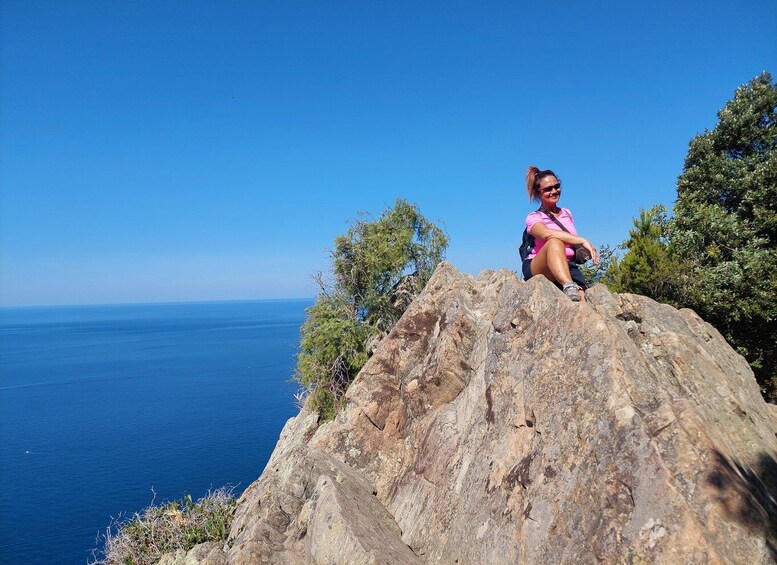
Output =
[{"x1": 545, "y1": 238, "x2": 565, "y2": 253}]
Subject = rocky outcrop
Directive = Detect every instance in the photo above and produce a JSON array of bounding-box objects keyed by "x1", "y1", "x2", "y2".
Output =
[{"x1": 177, "y1": 263, "x2": 777, "y2": 564}]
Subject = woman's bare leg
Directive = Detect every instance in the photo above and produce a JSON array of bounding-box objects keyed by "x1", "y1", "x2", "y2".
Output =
[
  {"x1": 530, "y1": 238, "x2": 573, "y2": 284},
  {"x1": 530, "y1": 239, "x2": 587, "y2": 302}
]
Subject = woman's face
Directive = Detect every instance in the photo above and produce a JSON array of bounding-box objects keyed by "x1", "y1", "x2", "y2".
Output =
[{"x1": 538, "y1": 175, "x2": 561, "y2": 208}]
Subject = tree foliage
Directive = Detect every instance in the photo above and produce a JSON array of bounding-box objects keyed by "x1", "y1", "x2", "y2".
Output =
[
  {"x1": 580, "y1": 243, "x2": 617, "y2": 286},
  {"x1": 605, "y1": 72, "x2": 777, "y2": 399},
  {"x1": 333, "y1": 199, "x2": 449, "y2": 333},
  {"x1": 670, "y1": 72, "x2": 777, "y2": 397},
  {"x1": 296, "y1": 199, "x2": 448, "y2": 419},
  {"x1": 603, "y1": 205, "x2": 685, "y2": 301}
]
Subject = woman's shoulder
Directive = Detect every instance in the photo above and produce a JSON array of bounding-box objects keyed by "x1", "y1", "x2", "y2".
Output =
[
  {"x1": 560, "y1": 207, "x2": 574, "y2": 220},
  {"x1": 525, "y1": 209, "x2": 544, "y2": 226},
  {"x1": 525, "y1": 209, "x2": 543, "y2": 220}
]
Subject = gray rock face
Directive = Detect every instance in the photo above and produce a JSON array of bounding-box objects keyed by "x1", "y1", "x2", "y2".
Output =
[
  {"x1": 201, "y1": 263, "x2": 777, "y2": 564},
  {"x1": 158, "y1": 541, "x2": 226, "y2": 565}
]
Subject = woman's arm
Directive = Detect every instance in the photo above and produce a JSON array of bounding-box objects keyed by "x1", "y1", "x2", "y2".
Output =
[
  {"x1": 529, "y1": 223, "x2": 600, "y2": 265},
  {"x1": 529, "y1": 222, "x2": 584, "y2": 245}
]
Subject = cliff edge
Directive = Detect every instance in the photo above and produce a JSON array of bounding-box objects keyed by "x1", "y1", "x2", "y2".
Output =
[{"x1": 166, "y1": 263, "x2": 777, "y2": 564}]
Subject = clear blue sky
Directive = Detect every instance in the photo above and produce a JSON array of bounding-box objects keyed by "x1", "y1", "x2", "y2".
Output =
[{"x1": 1, "y1": 1, "x2": 775, "y2": 306}]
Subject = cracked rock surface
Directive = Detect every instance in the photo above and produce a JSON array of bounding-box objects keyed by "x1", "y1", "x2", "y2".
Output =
[{"x1": 170, "y1": 263, "x2": 777, "y2": 564}]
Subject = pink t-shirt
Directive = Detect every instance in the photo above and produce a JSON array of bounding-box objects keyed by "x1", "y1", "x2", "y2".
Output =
[{"x1": 525, "y1": 208, "x2": 578, "y2": 261}]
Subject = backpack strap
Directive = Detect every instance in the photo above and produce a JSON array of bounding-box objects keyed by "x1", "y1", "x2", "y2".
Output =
[
  {"x1": 539, "y1": 207, "x2": 591, "y2": 265},
  {"x1": 539, "y1": 207, "x2": 570, "y2": 234}
]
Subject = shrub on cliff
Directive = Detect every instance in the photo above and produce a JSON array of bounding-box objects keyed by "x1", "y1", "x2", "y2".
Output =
[
  {"x1": 605, "y1": 72, "x2": 777, "y2": 399},
  {"x1": 579, "y1": 242, "x2": 617, "y2": 286},
  {"x1": 91, "y1": 487, "x2": 235, "y2": 565},
  {"x1": 296, "y1": 199, "x2": 448, "y2": 419},
  {"x1": 603, "y1": 205, "x2": 686, "y2": 301}
]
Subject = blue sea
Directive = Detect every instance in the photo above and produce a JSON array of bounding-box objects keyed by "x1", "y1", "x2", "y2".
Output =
[{"x1": 0, "y1": 299, "x2": 309, "y2": 564}]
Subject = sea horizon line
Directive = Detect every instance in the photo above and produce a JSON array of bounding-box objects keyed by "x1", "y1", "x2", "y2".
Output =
[{"x1": 0, "y1": 296, "x2": 317, "y2": 310}]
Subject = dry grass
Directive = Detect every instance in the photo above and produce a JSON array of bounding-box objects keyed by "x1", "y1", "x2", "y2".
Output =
[{"x1": 90, "y1": 486, "x2": 236, "y2": 565}]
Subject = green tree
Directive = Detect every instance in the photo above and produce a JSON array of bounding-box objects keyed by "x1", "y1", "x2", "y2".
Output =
[
  {"x1": 296, "y1": 199, "x2": 448, "y2": 419},
  {"x1": 603, "y1": 205, "x2": 684, "y2": 301},
  {"x1": 670, "y1": 72, "x2": 777, "y2": 398},
  {"x1": 580, "y1": 243, "x2": 617, "y2": 286},
  {"x1": 333, "y1": 199, "x2": 449, "y2": 333},
  {"x1": 605, "y1": 72, "x2": 776, "y2": 399},
  {"x1": 295, "y1": 292, "x2": 371, "y2": 420}
]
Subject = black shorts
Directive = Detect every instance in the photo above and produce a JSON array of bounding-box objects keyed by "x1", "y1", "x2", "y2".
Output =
[{"x1": 522, "y1": 259, "x2": 588, "y2": 290}]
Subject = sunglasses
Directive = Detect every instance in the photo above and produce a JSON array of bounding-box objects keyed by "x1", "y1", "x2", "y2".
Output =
[{"x1": 540, "y1": 183, "x2": 561, "y2": 194}]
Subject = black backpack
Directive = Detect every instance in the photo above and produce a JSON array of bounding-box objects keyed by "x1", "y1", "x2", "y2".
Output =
[
  {"x1": 519, "y1": 206, "x2": 541, "y2": 262},
  {"x1": 519, "y1": 229, "x2": 535, "y2": 262}
]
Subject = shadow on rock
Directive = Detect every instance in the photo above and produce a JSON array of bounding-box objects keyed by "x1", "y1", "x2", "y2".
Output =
[{"x1": 708, "y1": 450, "x2": 777, "y2": 559}]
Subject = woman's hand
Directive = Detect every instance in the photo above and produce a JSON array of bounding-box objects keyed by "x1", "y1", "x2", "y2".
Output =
[{"x1": 581, "y1": 239, "x2": 600, "y2": 265}]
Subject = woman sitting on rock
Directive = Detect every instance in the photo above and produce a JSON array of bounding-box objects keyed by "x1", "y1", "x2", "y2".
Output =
[{"x1": 522, "y1": 166, "x2": 599, "y2": 302}]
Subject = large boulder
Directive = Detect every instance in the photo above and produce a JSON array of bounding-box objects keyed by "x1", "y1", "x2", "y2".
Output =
[{"x1": 216, "y1": 263, "x2": 777, "y2": 564}]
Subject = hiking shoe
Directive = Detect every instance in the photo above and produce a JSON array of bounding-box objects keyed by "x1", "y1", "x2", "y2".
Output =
[{"x1": 562, "y1": 282, "x2": 581, "y2": 302}]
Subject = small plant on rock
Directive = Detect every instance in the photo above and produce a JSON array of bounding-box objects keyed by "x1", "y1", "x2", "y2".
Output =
[{"x1": 90, "y1": 486, "x2": 236, "y2": 565}]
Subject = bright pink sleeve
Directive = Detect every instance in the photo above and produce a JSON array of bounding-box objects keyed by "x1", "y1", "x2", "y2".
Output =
[{"x1": 525, "y1": 211, "x2": 543, "y2": 233}]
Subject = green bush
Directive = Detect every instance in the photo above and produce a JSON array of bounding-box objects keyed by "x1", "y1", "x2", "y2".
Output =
[
  {"x1": 296, "y1": 292, "x2": 372, "y2": 420},
  {"x1": 603, "y1": 205, "x2": 687, "y2": 302},
  {"x1": 579, "y1": 242, "x2": 618, "y2": 287},
  {"x1": 91, "y1": 487, "x2": 236, "y2": 565},
  {"x1": 296, "y1": 199, "x2": 448, "y2": 419}
]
